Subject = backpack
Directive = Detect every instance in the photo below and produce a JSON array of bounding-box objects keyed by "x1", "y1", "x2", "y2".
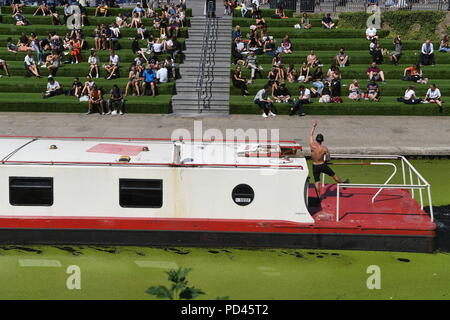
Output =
[{"x1": 331, "y1": 96, "x2": 343, "y2": 103}]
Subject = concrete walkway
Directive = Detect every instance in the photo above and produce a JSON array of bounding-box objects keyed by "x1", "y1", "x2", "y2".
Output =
[{"x1": 0, "y1": 113, "x2": 449, "y2": 155}]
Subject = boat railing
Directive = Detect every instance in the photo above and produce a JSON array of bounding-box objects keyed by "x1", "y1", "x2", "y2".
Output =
[{"x1": 322, "y1": 155, "x2": 433, "y2": 222}]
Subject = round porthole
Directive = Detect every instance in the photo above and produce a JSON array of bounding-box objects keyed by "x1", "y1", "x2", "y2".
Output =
[{"x1": 232, "y1": 184, "x2": 254, "y2": 206}]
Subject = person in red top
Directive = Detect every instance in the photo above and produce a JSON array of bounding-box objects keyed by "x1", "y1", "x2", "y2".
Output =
[
  {"x1": 366, "y1": 62, "x2": 385, "y2": 83},
  {"x1": 403, "y1": 64, "x2": 427, "y2": 84}
]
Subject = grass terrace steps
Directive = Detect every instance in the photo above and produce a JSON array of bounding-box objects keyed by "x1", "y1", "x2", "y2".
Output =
[
  {"x1": 1, "y1": 61, "x2": 179, "y2": 78},
  {"x1": 0, "y1": 76, "x2": 175, "y2": 94},
  {"x1": 230, "y1": 79, "x2": 450, "y2": 96},
  {"x1": 229, "y1": 96, "x2": 448, "y2": 116},
  {"x1": 0, "y1": 48, "x2": 183, "y2": 63},
  {"x1": 0, "y1": 5, "x2": 190, "y2": 114},
  {"x1": 0, "y1": 24, "x2": 189, "y2": 39},
  {"x1": 233, "y1": 8, "x2": 294, "y2": 18},
  {"x1": 0, "y1": 14, "x2": 191, "y2": 27},
  {"x1": 231, "y1": 64, "x2": 450, "y2": 80},
  {"x1": 0, "y1": 6, "x2": 192, "y2": 17},
  {"x1": 232, "y1": 18, "x2": 337, "y2": 28},
  {"x1": 229, "y1": 8, "x2": 448, "y2": 116},
  {"x1": 0, "y1": 92, "x2": 172, "y2": 113},
  {"x1": 248, "y1": 51, "x2": 450, "y2": 65}
]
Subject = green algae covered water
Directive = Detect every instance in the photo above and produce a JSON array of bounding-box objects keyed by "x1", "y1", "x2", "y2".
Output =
[{"x1": 0, "y1": 159, "x2": 449, "y2": 299}]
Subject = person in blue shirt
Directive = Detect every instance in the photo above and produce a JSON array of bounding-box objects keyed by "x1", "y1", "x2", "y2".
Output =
[
  {"x1": 141, "y1": 66, "x2": 157, "y2": 96},
  {"x1": 133, "y1": 3, "x2": 146, "y2": 18}
]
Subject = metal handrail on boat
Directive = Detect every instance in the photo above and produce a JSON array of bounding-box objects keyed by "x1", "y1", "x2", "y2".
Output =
[{"x1": 322, "y1": 155, "x2": 433, "y2": 222}]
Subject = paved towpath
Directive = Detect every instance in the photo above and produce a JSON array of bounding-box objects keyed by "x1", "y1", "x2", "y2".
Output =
[{"x1": 0, "y1": 113, "x2": 448, "y2": 155}]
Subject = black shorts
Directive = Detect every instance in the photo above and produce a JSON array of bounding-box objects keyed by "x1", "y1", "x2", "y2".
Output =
[{"x1": 313, "y1": 163, "x2": 335, "y2": 182}]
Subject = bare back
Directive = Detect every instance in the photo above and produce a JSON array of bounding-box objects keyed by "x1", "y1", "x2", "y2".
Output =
[{"x1": 310, "y1": 142, "x2": 329, "y2": 165}]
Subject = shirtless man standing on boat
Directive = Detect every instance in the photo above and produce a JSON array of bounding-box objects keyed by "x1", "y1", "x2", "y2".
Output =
[{"x1": 310, "y1": 120, "x2": 344, "y2": 197}]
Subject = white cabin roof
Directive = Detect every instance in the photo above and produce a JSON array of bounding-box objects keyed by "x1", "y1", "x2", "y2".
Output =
[{"x1": 0, "y1": 137, "x2": 305, "y2": 169}]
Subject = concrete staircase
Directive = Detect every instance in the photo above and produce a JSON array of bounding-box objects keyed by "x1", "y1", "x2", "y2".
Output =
[{"x1": 171, "y1": 16, "x2": 232, "y2": 116}]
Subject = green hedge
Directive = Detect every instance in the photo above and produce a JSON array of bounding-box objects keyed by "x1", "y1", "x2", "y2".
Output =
[
  {"x1": 0, "y1": 6, "x2": 192, "y2": 17},
  {"x1": 233, "y1": 8, "x2": 294, "y2": 18},
  {"x1": 338, "y1": 11, "x2": 446, "y2": 41},
  {"x1": 0, "y1": 92, "x2": 171, "y2": 113},
  {"x1": 229, "y1": 97, "x2": 448, "y2": 116}
]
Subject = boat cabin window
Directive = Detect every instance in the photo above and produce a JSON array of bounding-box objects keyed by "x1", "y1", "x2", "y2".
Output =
[
  {"x1": 232, "y1": 184, "x2": 254, "y2": 206},
  {"x1": 119, "y1": 179, "x2": 163, "y2": 208},
  {"x1": 9, "y1": 177, "x2": 54, "y2": 206}
]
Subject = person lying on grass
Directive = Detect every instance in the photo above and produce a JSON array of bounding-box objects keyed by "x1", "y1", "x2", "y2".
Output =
[{"x1": 43, "y1": 76, "x2": 63, "y2": 99}]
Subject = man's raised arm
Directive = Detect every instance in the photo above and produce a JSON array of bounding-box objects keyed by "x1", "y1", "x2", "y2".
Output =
[{"x1": 310, "y1": 120, "x2": 317, "y2": 146}]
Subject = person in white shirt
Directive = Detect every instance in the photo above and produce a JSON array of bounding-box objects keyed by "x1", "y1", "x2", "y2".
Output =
[
  {"x1": 43, "y1": 76, "x2": 63, "y2": 98},
  {"x1": 156, "y1": 64, "x2": 169, "y2": 83},
  {"x1": 24, "y1": 50, "x2": 41, "y2": 78},
  {"x1": 365, "y1": 27, "x2": 378, "y2": 41},
  {"x1": 398, "y1": 85, "x2": 422, "y2": 104},
  {"x1": 153, "y1": 38, "x2": 164, "y2": 53},
  {"x1": 290, "y1": 85, "x2": 311, "y2": 116},
  {"x1": 424, "y1": 84, "x2": 442, "y2": 108},
  {"x1": 420, "y1": 40, "x2": 435, "y2": 66},
  {"x1": 240, "y1": 1, "x2": 248, "y2": 17},
  {"x1": 87, "y1": 50, "x2": 100, "y2": 78},
  {"x1": 254, "y1": 84, "x2": 275, "y2": 117},
  {"x1": 104, "y1": 49, "x2": 119, "y2": 79}
]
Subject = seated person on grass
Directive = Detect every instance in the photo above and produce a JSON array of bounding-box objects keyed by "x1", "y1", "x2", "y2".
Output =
[
  {"x1": 423, "y1": 84, "x2": 442, "y2": 109},
  {"x1": 366, "y1": 80, "x2": 380, "y2": 102},
  {"x1": 86, "y1": 84, "x2": 106, "y2": 115},
  {"x1": 365, "y1": 26, "x2": 378, "y2": 41},
  {"x1": 24, "y1": 50, "x2": 41, "y2": 78},
  {"x1": 88, "y1": 50, "x2": 100, "y2": 79},
  {"x1": 33, "y1": 0, "x2": 51, "y2": 16},
  {"x1": 367, "y1": 62, "x2": 385, "y2": 83},
  {"x1": 13, "y1": 10, "x2": 30, "y2": 26},
  {"x1": 272, "y1": 5, "x2": 286, "y2": 19},
  {"x1": 348, "y1": 80, "x2": 362, "y2": 101},
  {"x1": 289, "y1": 85, "x2": 311, "y2": 116},
  {"x1": 232, "y1": 66, "x2": 250, "y2": 96},
  {"x1": 107, "y1": 85, "x2": 125, "y2": 115},
  {"x1": 81, "y1": 75, "x2": 96, "y2": 96},
  {"x1": 321, "y1": 13, "x2": 335, "y2": 29},
  {"x1": 403, "y1": 64, "x2": 427, "y2": 84},
  {"x1": 307, "y1": 50, "x2": 322, "y2": 68},
  {"x1": 298, "y1": 62, "x2": 312, "y2": 83},
  {"x1": 281, "y1": 35, "x2": 292, "y2": 54},
  {"x1": 299, "y1": 13, "x2": 312, "y2": 29},
  {"x1": 245, "y1": 51, "x2": 263, "y2": 82},
  {"x1": 104, "y1": 49, "x2": 120, "y2": 80},
  {"x1": 390, "y1": 35, "x2": 403, "y2": 65},
  {"x1": 420, "y1": 40, "x2": 435, "y2": 66},
  {"x1": 335, "y1": 48, "x2": 349, "y2": 68},
  {"x1": 125, "y1": 65, "x2": 141, "y2": 97},
  {"x1": 156, "y1": 63, "x2": 169, "y2": 84},
  {"x1": 319, "y1": 83, "x2": 332, "y2": 103},
  {"x1": 0, "y1": 59, "x2": 11, "y2": 77},
  {"x1": 287, "y1": 64, "x2": 298, "y2": 83},
  {"x1": 273, "y1": 81, "x2": 291, "y2": 103},
  {"x1": 439, "y1": 35, "x2": 450, "y2": 53},
  {"x1": 70, "y1": 77, "x2": 83, "y2": 98},
  {"x1": 95, "y1": 1, "x2": 110, "y2": 17},
  {"x1": 142, "y1": 65, "x2": 157, "y2": 96},
  {"x1": 397, "y1": 85, "x2": 422, "y2": 104},
  {"x1": 43, "y1": 76, "x2": 63, "y2": 99},
  {"x1": 369, "y1": 38, "x2": 383, "y2": 64},
  {"x1": 254, "y1": 84, "x2": 276, "y2": 118},
  {"x1": 6, "y1": 38, "x2": 18, "y2": 53}
]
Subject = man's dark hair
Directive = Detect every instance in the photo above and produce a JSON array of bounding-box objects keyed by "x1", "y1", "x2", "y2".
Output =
[{"x1": 316, "y1": 134, "x2": 324, "y2": 143}]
